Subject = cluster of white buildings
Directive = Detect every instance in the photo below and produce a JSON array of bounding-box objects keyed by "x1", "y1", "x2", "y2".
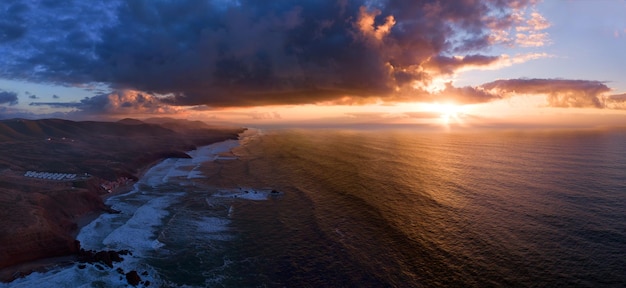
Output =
[{"x1": 24, "y1": 171, "x2": 77, "y2": 181}]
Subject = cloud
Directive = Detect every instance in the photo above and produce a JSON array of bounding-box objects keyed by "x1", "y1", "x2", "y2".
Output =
[
  {"x1": 514, "y1": 11, "x2": 551, "y2": 47},
  {"x1": 438, "y1": 82, "x2": 500, "y2": 104},
  {"x1": 247, "y1": 111, "x2": 282, "y2": 120},
  {"x1": 403, "y1": 111, "x2": 442, "y2": 119},
  {"x1": 354, "y1": 6, "x2": 396, "y2": 42},
  {"x1": 424, "y1": 55, "x2": 501, "y2": 76},
  {"x1": 605, "y1": 93, "x2": 626, "y2": 110},
  {"x1": 28, "y1": 94, "x2": 38, "y2": 99},
  {"x1": 0, "y1": 90, "x2": 18, "y2": 105},
  {"x1": 515, "y1": 32, "x2": 550, "y2": 47},
  {"x1": 52, "y1": 94, "x2": 60, "y2": 99},
  {"x1": 486, "y1": 4, "x2": 551, "y2": 47},
  {"x1": 30, "y1": 90, "x2": 181, "y2": 115},
  {"x1": 0, "y1": 2, "x2": 28, "y2": 43},
  {"x1": 0, "y1": 106, "x2": 31, "y2": 119},
  {"x1": 29, "y1": 102, "x2": 81, "y2": 108},
  {"x1": 423, "y1": 53, "x2": 550, "y2": 77},
  {"x1": 481, "y1": 79, "x2": 610, "y2": 108},
  {"x1": 0, "y1": 0, "x2": 547, "y2": 109}
]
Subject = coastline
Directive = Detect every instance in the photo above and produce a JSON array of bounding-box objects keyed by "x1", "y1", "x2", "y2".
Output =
[
  {"x1": 0, "y1": 137, "x2": 241, "y2": 283},
  {"x1": 0, "y1": 158, "x2": 169, "y2": 283},
  {"x1": 72, "y1": 156, "x2": 166, "y2": 235}
]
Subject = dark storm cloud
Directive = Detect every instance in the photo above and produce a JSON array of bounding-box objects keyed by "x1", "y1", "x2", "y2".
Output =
[
  {"x1": 0, "y1": 0, "x2": 542, "y2": 109},
  {"x1": 481, "y1": 79, "x2": 610, "y2": 108},
  {"x1": 0, "y1": 1, "x2": 28, "y2": 42},
  {"x1": 0, "y1": 90, "x2": 18, "y2": 105}
]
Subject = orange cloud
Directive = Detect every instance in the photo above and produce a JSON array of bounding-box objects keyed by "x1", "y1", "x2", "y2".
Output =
[
  {"x1": 481, "y1": 79, "x2": 609, "y2": 108},
  {"x1": 605, "y1": 93, "x2": 626, "y2": 109},
  {"x1": 488, "y1": 8, "x2": 551, "y2": 47},
  {"x1": 354, "y1": 6, "x2": 396, "y2": 42},
  {"x1": 103, "y1": 90, "x2": 182, "y2": 114},
  {"x1": 515, "y1": 11, "x2": 551, "y2": 47}
]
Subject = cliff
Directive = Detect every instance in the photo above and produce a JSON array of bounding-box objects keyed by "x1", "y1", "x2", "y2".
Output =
[{"x1": 0, "y1": 118, "x2": 244, "y2": 272}]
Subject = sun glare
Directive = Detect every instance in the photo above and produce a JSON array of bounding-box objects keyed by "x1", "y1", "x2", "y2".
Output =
[{"x1": 425, "y1": 103, "x2": 465, "y2": 125}]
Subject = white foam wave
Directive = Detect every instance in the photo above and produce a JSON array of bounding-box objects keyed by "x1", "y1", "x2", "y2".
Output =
[
  {"x1": 213, "y1": 188, "x2": 272, "y2": 201},
  {"x1": 3, "y1": 136, "x2": 248, "y2": 287},
  {"x1": 101, "y1": 194, "x2": 179, "y2": 255},
  {"x1": 2, "y1": 258, "x2": 161, "y2": 288},
  {"x1": 196, "y1": 217, "x2": 230, "y2": 233},
  {"x1": 194, "y1": 217, "x2": 233, "y2": 241}
]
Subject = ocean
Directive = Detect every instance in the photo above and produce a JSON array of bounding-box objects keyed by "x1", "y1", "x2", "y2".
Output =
[{"x1": 3, "y1": 128, "x2": 626, "y2": 287}]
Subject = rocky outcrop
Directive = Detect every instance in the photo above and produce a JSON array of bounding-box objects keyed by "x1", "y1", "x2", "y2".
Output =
[
  {"x1": 77, "y1": 249, "x2": 130, "y2": 268},
  {"x1": 125, "y1": 270, "x2": 142, "y2": 286}
]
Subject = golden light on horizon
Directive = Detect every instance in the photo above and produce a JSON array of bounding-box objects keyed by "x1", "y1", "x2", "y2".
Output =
[{"x1": 422, "y1": 103, "x2": 467, "y2": 126}]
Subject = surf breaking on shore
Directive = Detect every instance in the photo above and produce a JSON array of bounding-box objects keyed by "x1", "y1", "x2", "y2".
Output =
[{"x1": 2, "y1": 129, "x2": 271, "y2": 287}]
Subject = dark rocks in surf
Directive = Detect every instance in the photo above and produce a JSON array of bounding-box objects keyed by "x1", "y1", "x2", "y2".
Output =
[
  {"x1": 104, "y1": 206, "x2": 121, "y2": 214},
  {"x1": 77, "y1": 248, "x2": 130, "y2": 268},
  {"x1": 270, "y1": 189, "x2": 284, "y2": 196},
  {"x1": 125, "y1": 270, "x2": 141, "y2": 286}
]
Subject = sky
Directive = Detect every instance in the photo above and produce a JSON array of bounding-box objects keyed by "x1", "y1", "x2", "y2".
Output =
[{"x1": 0, "y1": 0, "x2": 625, "y2": 129}]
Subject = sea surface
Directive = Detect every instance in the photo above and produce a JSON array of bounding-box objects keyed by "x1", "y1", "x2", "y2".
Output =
[{"x1": 4, "y1": 128, "x2": 626, "y2": 287}]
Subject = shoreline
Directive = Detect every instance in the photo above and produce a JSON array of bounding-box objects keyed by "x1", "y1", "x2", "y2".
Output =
[
  {"x1": 0, "y1": 139, "x2": 238, "y2": 283},
  {"x1": 71, "y1": 156, "x2": 166, "y2": 236},
  {"x1": 0, "y1": 158, "x2": 167, "y2": 283}
]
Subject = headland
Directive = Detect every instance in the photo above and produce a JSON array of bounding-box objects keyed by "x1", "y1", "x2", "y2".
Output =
[{"x1": 0, "y1": 117, "x2": 244, "y2": 281}]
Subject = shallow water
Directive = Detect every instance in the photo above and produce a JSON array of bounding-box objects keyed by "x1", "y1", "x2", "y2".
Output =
[{"x1": 4, "y1": 128, "x2": 626, "y2": 287}]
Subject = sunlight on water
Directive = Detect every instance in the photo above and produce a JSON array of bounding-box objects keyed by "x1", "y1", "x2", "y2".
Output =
[
  {"x1": 218, "y1": 129, "x2": 626, "y2": 287},
  {"x1": 4, "y1": 128, "x2": 625, "y2": 287}
]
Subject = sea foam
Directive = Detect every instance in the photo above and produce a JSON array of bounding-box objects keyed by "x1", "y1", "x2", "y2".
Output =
[{"x1": 1, "y1": 136, "x2": 250, "y2": 287}]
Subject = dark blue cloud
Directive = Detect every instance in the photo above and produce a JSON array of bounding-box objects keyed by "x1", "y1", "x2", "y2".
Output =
[
  {"x1": 0, "y1": 90, "x2": 18, "y2": 105},
  {"x1": 0, "y1": 1, "x2": 28, "y2": 42},
  {"x1": 31, "y1": 90, "x2": 179, "y2": 114},
  {"x1": 0, "y1": 0, "x2": 539, "y2": 107}
]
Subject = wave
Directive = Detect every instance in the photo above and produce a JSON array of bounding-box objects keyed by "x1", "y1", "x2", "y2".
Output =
[{"x1": 2, "y1": 131, "x2": 261, "y2": 287}]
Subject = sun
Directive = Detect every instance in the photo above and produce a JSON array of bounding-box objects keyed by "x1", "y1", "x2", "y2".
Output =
[{"x1": 424, "y1": 103, "x2": 465, "y2": 125}]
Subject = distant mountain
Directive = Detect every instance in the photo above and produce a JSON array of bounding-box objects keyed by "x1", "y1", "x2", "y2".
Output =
[
  {"x1": 0, "y1": 118, "x2": 244, "y2": 177},
  {"x1": 0, "y1": 118, "x2": 177, "y2": 141},
  {"x1": 116, "y1": 118, "x2": 145, "y2": 125},
  {"x1": 142, "y1": 117, "x2": 213, "y2": 132}
]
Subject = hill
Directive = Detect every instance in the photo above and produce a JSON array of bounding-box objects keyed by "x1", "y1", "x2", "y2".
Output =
[{"x1": 0, "y1": 118, "x2": 244, "y2": 274}]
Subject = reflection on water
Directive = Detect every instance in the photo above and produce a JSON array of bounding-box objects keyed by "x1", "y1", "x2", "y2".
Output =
[
  {"x1": 4, "y1": 129, "x2": 625, "y2": 287},
  {"x1": 202, "y1": 129, "x2": 626, "y2": 287}
]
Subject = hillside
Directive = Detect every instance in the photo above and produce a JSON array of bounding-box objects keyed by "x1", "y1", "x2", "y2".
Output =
[{"x1": 0, "y1": 118, "x2": 244, "y2": 274}]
